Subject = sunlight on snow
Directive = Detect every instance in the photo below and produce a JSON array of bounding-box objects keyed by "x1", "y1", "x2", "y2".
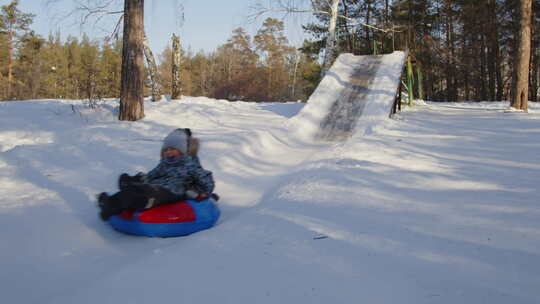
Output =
[
  {"x1": 0, "y1": 177, "x2": 61, "y2": 210},
  {"x1": 412, "y1": 251, "x2": 495, "y2": 272},
  {"x1": 259, "y1": 208, "x2": 403, "y2": 252},
  {"x1": 0, "y1": 131, "x2": 55, "y2": 152}
]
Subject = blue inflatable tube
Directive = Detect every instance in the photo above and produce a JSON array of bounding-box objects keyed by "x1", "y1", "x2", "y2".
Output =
[{"x1": 108, "y1": 199, "x2": 220, "y2": 237}]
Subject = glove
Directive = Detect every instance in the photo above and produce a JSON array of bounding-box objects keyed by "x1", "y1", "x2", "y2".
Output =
[
  {"x1": 185, "y1": 190, "x2": 199, "y2": 200},
  {"x1": 186, "y1": 190, "x2": 210, "y2": 202}
]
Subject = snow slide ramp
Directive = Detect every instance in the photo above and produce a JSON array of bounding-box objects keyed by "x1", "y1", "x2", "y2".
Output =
[{"x1": 292, "y1": 51, "x2": 406, "y2": 141}]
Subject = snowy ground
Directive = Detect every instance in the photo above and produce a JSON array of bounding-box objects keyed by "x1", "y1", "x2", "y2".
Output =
[{"x1": 0, "y1": 96, "x2": 539, "y2": 304}]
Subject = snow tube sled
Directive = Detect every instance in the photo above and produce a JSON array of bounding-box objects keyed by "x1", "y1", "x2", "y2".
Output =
[{"x1": 108, "y1": 198, "x2": 220, "y2": 237}]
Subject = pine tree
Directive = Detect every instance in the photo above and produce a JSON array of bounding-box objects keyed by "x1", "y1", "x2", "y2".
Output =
[
  {"x1": 0, "y1": 0, "x2": 34, "y2": 100},
  {"x1": 294, "y1": 41, "x2": 321, "y2": 100},
  {"x1": 190, "y1": 51, "x2": 215, "y2": 97},
  {"x1": 79, "y1": 34, "x2": 100, "y2": 101},
  {"x1": 254, "y1": 18, "x2": 294, "y2": 101},
  {"x1": 0, "y1": 28, "x2": 9, "y2": 99},
  {"x1": 13, "y1": 33, "x2": 44, "y2": 99},
  {"x1": 157, "y1": 45, "x2": 172, "y2": 95},
  {"x1": 37, "y1": 32, "x2": 66, "y2": 99},
  {"x1": 511, "y1": 0, "x2": 532, "y2": 111},
  {"x1": 119, "y1": 0, "x2": 145, "y2": 121},
  {"x1": 64, "y1": 36, "x2": 83, "y2": 99},
  {"x1": 98, "y1": 38, "x2": 122, "y2": 98},
  {"x1": 214, "y1": 27, "x2": 260, "y2": 100},
  {"x1": 529, "y1": 0, "x2": 540, "y2": 102}
]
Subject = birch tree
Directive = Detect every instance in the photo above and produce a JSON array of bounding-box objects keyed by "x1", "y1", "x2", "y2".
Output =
[
  {"x1": 320, "y1": 0, "x2": 339, "y2": 76},
  {"x1": 171, "y1": 33, "x2": 182, "y2": 100},
  {"x1": 143, "y1": 34, "x2": 161, "y2": 102},
  {"x1": 250, "y1": 0, "x2": 390, "y2": 78}
]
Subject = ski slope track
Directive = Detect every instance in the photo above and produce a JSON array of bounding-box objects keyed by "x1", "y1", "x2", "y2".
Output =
[
  {"x1": 292, "y1": 51, "x2": 406, "y2": 141},
  {"x1": 1, "y1": 52, "x2": 540, "y2": 303}
]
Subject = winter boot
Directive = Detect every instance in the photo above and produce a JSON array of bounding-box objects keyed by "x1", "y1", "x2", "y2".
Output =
[
  {"x1": 118, "y1": 173, "x2": 143, "y2": 190},
  {"x1": 97, "y1": 192, "x2": 118, "y2": 221}
]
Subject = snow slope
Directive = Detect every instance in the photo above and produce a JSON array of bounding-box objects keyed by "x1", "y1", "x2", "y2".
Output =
[
  {"x1": 1, "y1": 97, "x2": 539, "y2": 304},
  {"x1": 292, "y1": 51, "x2": 405, "y2": 141}
]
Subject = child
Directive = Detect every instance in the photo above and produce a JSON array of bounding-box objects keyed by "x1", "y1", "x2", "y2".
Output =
[{"x1": 97, "y1": 128, "x2": 215, "y2": 221}]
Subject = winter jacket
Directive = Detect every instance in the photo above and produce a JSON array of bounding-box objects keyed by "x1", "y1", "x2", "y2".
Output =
[{"x1": 141, "y1": 155, "x2": 214, "y2": 197}]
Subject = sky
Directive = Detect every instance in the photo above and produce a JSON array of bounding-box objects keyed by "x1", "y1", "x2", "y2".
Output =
[{"x1": 3, "y1": 0, "x2": 313, "y2": 57}]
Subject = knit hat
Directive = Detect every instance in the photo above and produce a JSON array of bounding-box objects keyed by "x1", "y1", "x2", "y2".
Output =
[{"x1": 162, "y1": 129, "x2": 189, "y2": 155}]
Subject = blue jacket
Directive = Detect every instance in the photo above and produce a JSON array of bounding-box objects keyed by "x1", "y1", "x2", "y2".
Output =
[{"x1": 141, "y1": 155, "x2": 214, "y2": 197}]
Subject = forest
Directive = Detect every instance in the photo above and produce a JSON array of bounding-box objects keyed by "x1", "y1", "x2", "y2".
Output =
[{"x1": 0, "y1": 0, "x2": 539, "y2": 103}]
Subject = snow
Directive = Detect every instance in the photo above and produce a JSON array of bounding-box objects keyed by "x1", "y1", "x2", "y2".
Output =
[
  {"x1": 291, "y1": 52, "x2": 405, "y2": 140},
  {"x1": 1, "y1": 75, "x2": 540, "y2": 302}
]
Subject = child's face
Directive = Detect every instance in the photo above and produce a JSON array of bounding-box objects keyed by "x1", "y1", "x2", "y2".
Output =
[{"x1": 163, "y1": 147, "x2": 182, "y2": 158}]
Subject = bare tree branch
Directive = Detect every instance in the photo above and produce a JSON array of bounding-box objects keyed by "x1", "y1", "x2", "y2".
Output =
[
  {"x1": 45, "y1": 0, "x2": 124, "y2": 38},
  {"x1": 248, "y1": 0, "x2": 395, "y2": 33},
  {"x1": 106, "y1": 13, "x2": 124, "y2": 42}
]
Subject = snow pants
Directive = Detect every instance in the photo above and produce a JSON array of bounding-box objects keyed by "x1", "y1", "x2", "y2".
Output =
[{"x1": 110, "y1": 174, "x2": 183, "y2": 212}]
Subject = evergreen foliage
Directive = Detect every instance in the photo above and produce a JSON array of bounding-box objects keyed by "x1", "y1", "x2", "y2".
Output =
[
  {"x1": 1, "y1": 1, "x2": 538, "y2": 103},
  {"x1": 156, "y1": 19, "x2": 319, "y2": 102},
  {"x1": 302, "y1": 0, "x2": 540, "y2": 102}
]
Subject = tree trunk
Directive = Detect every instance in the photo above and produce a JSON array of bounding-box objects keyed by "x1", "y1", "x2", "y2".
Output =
[
  {"x1": 171, "y1": 34, "x2": 182, "y2": 99},
  {"x1": 511, "y1": 0, "x2": 532, "y2": 111},
  {"x1": 143, "y1": 34, "x2": 161, "y2": 102},
  {"x1": 529, "y1": 3, "x2": 538, "y2": 102},
  {"x1": 480, "y1": 33, "x2": 488, "y2": 100},
  {"x1": 487, "y1": 0, "x2": 504, "y2": 100},
  {"x1": 385, "y1": 0, "x2": 389, "y2": 26},
  {"x1": 320, "y1": 0, "x2": 340, "y2": 77},
  {"x1": 444, "y1": 0, "x2": 455, "y2": 101},
  {"x1": 341, "y1": 1, "x2": 354, "y2": 53},
  {"x1": 406, "y1": 55, "x2": 414, "y2": 104},
  {"x1": 531, "y1": 49, "x2": 538, "y2": 101},
  {"x1": 417, "y1": 64, "x2": 424, "y2": 100},
  {"x1": 119, "y1": 0, "x2": 145, "y2": 121},
  {"x1": 464, "y1": 59, "x2": 470, "y2": 100},
  {"x1": 495, "y1": 41, "x2": 504, "y2": 101},
  {"x1": 7, "y1": 30, "x2": 13, "y2": 99},
  {"x1": 366, "y1": 0, "x2": 372, "y2": 53}
]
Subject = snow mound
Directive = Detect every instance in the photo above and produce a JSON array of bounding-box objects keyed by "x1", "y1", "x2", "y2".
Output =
[{"x1": 291, "y1": 51, "x2": 406, "y2": 141}]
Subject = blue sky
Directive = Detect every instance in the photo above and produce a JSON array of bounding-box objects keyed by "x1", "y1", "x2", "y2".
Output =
[{"x1": 3, "y1": 0, "x2": 312, "y2": 57}]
